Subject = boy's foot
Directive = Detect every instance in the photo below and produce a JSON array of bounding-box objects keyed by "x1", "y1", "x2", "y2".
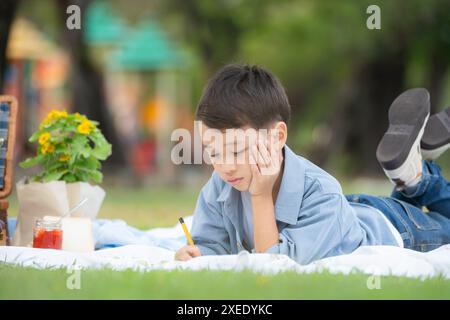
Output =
[
  {"x1": 421, "y1": 107, "x2": 450, "y2": 160},
  {"x1": 376, "y1": 88, "x2": 430, "y2": 189}
]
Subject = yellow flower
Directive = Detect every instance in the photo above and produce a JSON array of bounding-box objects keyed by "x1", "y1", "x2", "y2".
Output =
[
  {"x1": 74, "y1": 112, "x2": 87, "y2": 121},
  {"x1": 77, "y1": 119, "x2": 94, "y2": 135},
  {"x1": 47, "y1": 110, "x2": 60, "y2": 121},
  {"x1": 59, "y1": 154, "x2": 70, "y2": 162},
  {"x1": 40, "y1": 119, "x2": 50, "y2": 129},
  {"x1": 50, "y1": 109, "x2": 67, "y2": 120},
  {"x1": 41, "y1": 143, "x2": 55, "y2": 154},
  {"x1": 40, "y1": 110, "x2": 68, "y2": 128},
  {"x1": 38, "y1": 132, "x2": 51, "y2": 145}
]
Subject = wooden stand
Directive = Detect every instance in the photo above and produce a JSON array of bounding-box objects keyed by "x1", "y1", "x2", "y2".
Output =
[
  {"x1": 0, "y1": 203, "x2": 8, "y2": 245},
  {"x1": 0, "y1": 96, "x2": 18, "y2": 246}
]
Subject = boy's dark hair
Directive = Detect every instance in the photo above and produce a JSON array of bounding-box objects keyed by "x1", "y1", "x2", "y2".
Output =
[{"x1": 196, "y1": 64, "x2": 291, "y2": 129}]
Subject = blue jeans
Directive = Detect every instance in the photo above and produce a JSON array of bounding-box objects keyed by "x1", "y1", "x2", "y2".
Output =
[{"x1": 346, "y1": 161, "x2": 450, "y2": 252}]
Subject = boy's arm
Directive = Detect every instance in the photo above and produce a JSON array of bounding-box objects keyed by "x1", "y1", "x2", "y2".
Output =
[
  {"x1": 248, "y1": 138, "x2": 285, "y2": 253},
  {"x1": 190, "y1": 178, "x2": 232, "y2": 256},
  {"x1": 251, "y1": 195, "x2": 279, "y2": 253}
]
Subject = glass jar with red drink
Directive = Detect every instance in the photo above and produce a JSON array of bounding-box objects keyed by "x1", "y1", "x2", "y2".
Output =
[{"x1": 32, "y1": 218, "x2": 63, "y2": 249}]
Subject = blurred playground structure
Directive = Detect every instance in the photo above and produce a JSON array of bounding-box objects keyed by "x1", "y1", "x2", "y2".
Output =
[
  {"x1": 3, "y1": 1, "x2": 200, "y2": 187},
  {"x1": 1, "y1": 0, "x2": 450, "y2": 189}
]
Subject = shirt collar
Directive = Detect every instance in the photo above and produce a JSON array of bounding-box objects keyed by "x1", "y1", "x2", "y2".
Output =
[{"x1": 216, "y1": 144, "x2": 305, "y2": 225}]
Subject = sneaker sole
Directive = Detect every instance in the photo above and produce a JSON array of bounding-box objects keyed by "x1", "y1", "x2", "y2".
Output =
[
  {"x1": 376, "y1": 88, "x2": 430, "y2": 171},
  {"x1": 380, "y1": 114, "x2": 428, "y2": 188},
  {"x1": 421, "y1": 107, "x2": 450, "y2": 160}
]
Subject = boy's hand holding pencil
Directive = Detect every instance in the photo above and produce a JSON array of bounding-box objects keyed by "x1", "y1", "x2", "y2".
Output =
[{"x1": 175, "y1": 217, "x2": 201, "y2": 261}]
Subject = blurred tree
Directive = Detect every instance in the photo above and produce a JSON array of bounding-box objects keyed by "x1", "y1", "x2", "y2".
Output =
[
  {"x1": 159, "y1": 0, "x2": 289, "y2": 74},
  {"x1": 316, "y1": 0, "x2": 450, "y2": 174},
  {"x1": 7, "y1": 0, "x2": 450, "y2": 177},
  {"x1": 56, "y1": 0, "x2": 126, "y2": 168},
  {"x1": 241, "y1": 0, "x2": 450, "y2": 175},
  {"x1": 90, "y1": 0, "x2": 450, "y2": 176},
  {"x1": 0, "y1": 0, "x2": 20, "y2": 91}
]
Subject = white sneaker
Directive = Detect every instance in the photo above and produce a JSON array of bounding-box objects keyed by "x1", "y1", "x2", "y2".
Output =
[
  {"x1": 376, "y1": 88, "x2": 430, "y2": 190},
  {"x1": 421, "y1": 106, "x2": 450, "y2": 160}
]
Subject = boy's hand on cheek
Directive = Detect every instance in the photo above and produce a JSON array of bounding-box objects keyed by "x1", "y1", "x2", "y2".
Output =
[
  {"x1": 175, "y1": 245, "x2": 201, "y2": 261},
  {"x1": 248, "y1": 138, "x2": 282, "y2": 198}
]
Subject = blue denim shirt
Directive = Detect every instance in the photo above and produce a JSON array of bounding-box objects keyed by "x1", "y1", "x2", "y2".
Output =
[{"x1": 190, "y1": 145, "x2": 398, "y2": 265}]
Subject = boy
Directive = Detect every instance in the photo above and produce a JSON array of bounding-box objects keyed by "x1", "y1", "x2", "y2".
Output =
[{"x1": 175, "y1": 64, "x2": 450, "y2": 264}]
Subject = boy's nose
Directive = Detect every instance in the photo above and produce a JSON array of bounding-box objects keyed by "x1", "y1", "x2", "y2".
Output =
[{"x1": 220, "y1": 163, "x2": 237, "y2": 174}]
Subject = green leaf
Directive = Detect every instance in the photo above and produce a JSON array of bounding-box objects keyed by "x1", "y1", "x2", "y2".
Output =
[
  {"x1": 68, "y1": 154, "x2": 78, "y2": 167},
  {"x1": 90, "y1": 135, "x2": 112, "y2": 160},
  {"x1": 54, "y1": 144, "x2": 70, "y2": 153},
  {"x1": 78, "y1": 156, "x2": 100, "y2": 170},
  {"x1": 45, "y1": 160, "x2": 66, "y2": 172},
  {"x1": 19, "y1": 155, "x2": 44, "y2": 168},
  {"x1": 30, "y1": 174, "x2": 43, "y2": 182},
  {"x1": 81, "y1": 147, "x2": 91, "y2": 158},
  {"x1": 29, "y1": 131, "x2": 42, "y2": 143},
  {"x1": 72, "y1": 135, "x2": 88, "y2": 153},
  {"x1": 90, "y1": 170, "x2": 103, "y2": 184},
  {"x1": 61, "y1": 172, "x2": 77, "y2": 183},
  {"x1": 72, "y1": 165, "x2": 103, "y2": 184},
  {"x1": 42, "y1": 169, "x2": 69, "y2": 182}
]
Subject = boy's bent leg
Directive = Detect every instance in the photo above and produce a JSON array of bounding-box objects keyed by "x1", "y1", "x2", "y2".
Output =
[
  {"x1": 391, "y1": 160, "x2": 450, "y2": 219},
  {"x1": 346, "y1": 193, "x2": 450, "y2": 252}
]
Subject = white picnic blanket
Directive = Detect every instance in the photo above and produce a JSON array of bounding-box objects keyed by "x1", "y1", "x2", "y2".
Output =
[{"x1": 2, "y1": 216, "x2": 450, "y2": 280}]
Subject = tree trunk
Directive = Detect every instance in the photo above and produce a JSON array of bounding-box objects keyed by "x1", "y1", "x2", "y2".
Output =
[
  {"x1": 57, "y1": 0, "x2": 126, "y2": 168},
  {"x1": 0, "y1": 0, "x2": 20, "y2": 91},
  {"x1": 428, "y1": 51, "x2": 449, "y2": 112},
  {"x1": 311, "y1": 49, "x2": 407, "y2": 176},
  {"x1": 350, "y1": 53, "x2": 407, "y2": 175}
]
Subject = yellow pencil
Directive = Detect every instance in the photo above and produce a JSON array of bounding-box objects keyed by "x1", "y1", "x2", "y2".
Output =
[{"x1": 179, "y1": 217, "x2": 195, "y2": 246}]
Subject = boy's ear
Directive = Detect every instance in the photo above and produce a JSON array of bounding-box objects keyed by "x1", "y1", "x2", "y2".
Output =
[{"x1": 272, "y1": 121, "x2": 288, "y2": 150}]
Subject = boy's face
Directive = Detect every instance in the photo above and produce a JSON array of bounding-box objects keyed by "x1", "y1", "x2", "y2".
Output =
[{"x1": 200, "y1": 122, "x2": 286, "y2": 192}]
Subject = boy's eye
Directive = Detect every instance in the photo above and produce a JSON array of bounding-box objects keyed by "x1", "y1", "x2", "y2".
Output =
[
  {"x1": 208, "y1": 147, "x2": 246, "y2": 159},
  {"x1": 234, "y1": 148, "x2": 246, "y2": 156}
]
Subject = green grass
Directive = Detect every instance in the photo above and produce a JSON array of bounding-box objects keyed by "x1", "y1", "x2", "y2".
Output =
[
  {"x1": 97, "y1": 186, "x2": 199, "y2": 229},
  {"x1": 1, "y1": 264, "x2": 449, "y2": 299},
  {"x1": 3, "y1": 181, "x2": 450, "y2": 300}
]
